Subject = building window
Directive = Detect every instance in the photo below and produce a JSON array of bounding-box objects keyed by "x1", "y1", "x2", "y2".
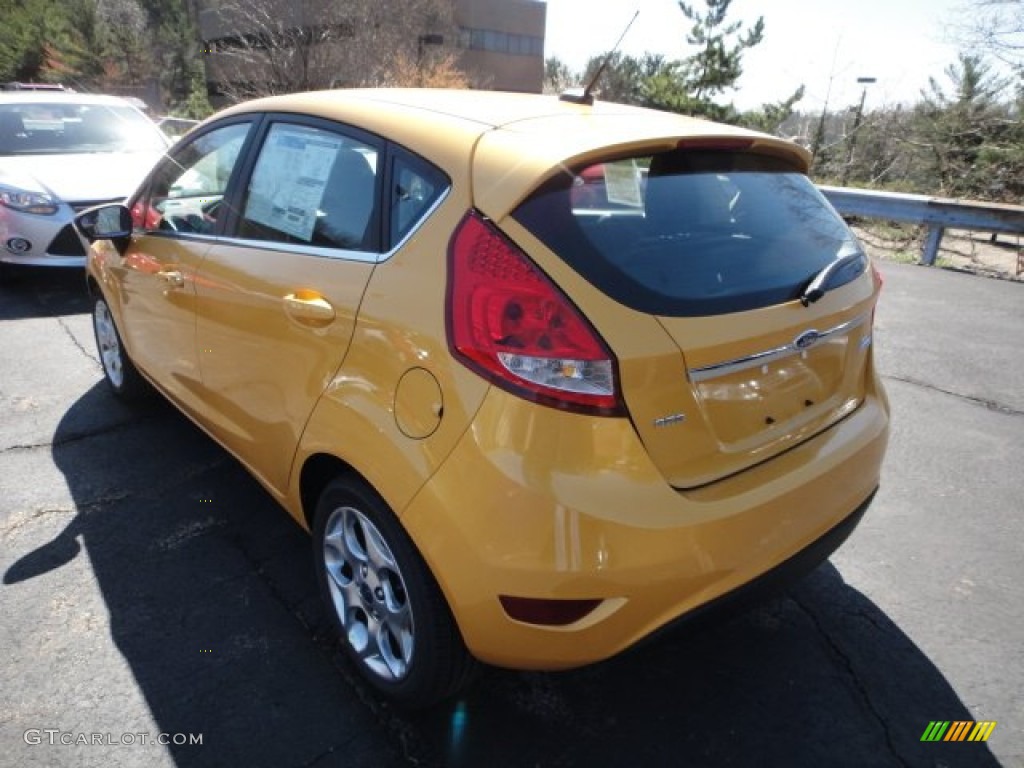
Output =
[{"x1": 458, "y1": 27, "x2": 542, "y2": 57}]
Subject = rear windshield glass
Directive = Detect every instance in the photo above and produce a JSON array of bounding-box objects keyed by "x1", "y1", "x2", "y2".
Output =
[{"x1": 513, "y1": 150, "x2": 866, "y2": 316}]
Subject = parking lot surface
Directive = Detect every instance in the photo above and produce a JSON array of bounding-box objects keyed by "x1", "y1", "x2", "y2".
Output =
[{"x1": 1, "y1": 262, "x2": 1021, "y2": 767}]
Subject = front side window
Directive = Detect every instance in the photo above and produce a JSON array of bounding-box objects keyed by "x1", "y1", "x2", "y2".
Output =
[
  {"x1": 514, "y1": 149, "x2": 865, "y2": 316},
  {"x1": 238, "y1": 122, "x2": 380, "y2": 252},
  {"x1": 132, "y1": 121, "x2": 251, "y2": 234}
]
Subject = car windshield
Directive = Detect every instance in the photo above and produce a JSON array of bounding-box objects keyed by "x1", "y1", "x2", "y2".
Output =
[
  {"x1": 0, "y1": 102, "x2": 166, "y2": 156},
  {"x1": 513, "y1": 149, "x2": 865, "y2": 317}
]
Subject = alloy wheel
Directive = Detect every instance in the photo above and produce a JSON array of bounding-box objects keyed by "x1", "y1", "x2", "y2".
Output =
[
  {"x1": 93, "y1": 299, "x2": 124, "y2": 389},
  {"x1": 321, "y1": 504, "x2": 415, "y2": 681}
]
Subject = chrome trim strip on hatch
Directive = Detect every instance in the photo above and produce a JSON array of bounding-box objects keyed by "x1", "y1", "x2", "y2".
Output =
[{"x1": 687, "y1": 313, "x2": 868, "y2": 383}]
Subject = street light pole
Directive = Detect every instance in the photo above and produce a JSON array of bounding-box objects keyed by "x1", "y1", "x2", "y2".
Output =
[
  {"x1": 810, "y1": 36, "x2": 842, "y2": 167},
  {"x1": 841, "y1": 76, "x2": 876, "y2": 186}
]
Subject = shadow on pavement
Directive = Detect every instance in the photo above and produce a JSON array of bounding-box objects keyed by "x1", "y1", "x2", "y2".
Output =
[
  {"x1": 402, "y1": 566, "x2": 1003, "y2": 767},
  {"x1": 0, "y1": 265, "x2": 91, "y2": 320},
  {"x1": 4, "y1": 382, "x2": 1002, "y2": 768},
  {"x1": 5, "y1": 383, "x2": 405, "y2": 768}
]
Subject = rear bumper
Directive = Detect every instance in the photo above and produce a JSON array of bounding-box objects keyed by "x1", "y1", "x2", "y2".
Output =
[
  {"x1": 401, "y1": 383, "x2": 889, "y2": 670},
  {"x1": 637, "y1": 487, "x2": 875, "y2": 650}
]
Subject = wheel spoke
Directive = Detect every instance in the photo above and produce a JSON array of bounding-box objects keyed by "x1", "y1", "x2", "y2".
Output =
[
  {"x1": 330, "y1": 569, "x2": 362, "y2": 608},
  {"x1": 322, "y1": 528, "x2": 349, "y2": 568},
  {"x1": 346, "y1": 608, "x2": 369, "y2": 653},
  {"x1": 358, "y1": 612, "x2": 393, "y2": 677},
  {"x1": 342, "y1": 509, "x2": 371, "y2": 565},
  {"x1": 363, "y1": 524, "x2": 397, "y2": 572},
  {"x1": 376, "y1": 622, "x2": 411, "y2": 679},
  {"x1": 379, "y1": 570, "x2": 408, "y2": 615}
]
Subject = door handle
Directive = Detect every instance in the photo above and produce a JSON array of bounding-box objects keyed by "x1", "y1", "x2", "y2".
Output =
[
  {"x1": 157, "y1": 269, "x2": 184, "y2": 288},
  {"x1": 283, "y1": 291, "x2": 336, "y2": 326}
]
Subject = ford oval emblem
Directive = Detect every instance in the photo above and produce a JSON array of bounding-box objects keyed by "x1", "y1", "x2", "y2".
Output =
[{"x1": 794, "y1": 330, "x2": 822, "y2": 350}]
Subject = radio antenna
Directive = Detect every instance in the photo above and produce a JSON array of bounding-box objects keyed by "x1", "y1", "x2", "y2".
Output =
[{"x1": 560, "y1": 10, "x2": 640, "y2": 105}]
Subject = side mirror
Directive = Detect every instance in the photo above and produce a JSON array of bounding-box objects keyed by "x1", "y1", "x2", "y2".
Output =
[{"x1": 74, "y1": 204, "x2": 132, "y2": 242}]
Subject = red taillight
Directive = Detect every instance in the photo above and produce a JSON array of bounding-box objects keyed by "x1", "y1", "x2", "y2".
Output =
[{"x1": 446, "y1": 210, "x2": 623, "y2": 416}]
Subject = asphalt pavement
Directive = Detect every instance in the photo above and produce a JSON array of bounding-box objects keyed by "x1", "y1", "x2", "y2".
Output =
[{"x1": 0, "y1": 261, "x2": 1021, "y2": 768}]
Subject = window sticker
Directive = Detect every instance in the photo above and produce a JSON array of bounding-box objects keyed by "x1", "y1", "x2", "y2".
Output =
[
  {"x1": 603, "y1": 160, "x2": 643, "y2": 208},
  {"x1": 246, "y1": 126, "x2": 345, "y2": 242}
]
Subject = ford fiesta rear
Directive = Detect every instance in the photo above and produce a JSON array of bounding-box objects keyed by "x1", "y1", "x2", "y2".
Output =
[{"x1": 401, "y1": 135, "x2": 889, "y2": 670}]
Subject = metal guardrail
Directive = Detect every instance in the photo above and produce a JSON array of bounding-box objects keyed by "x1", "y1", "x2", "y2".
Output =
[{"x1": 819, "y1": 185, "x2": 1024, "y2": 267}]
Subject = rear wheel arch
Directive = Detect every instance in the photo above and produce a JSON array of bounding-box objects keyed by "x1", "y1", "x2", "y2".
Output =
[
  {"x1": 299, "y1": 452, "x2": 358, "y2": 530},
  {"x1": 297, "y1": 448, "x2": 466, "y2": 616}
]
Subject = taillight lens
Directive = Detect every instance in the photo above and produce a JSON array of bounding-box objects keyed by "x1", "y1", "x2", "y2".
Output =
[{"x1": 447, "y1": 210, "x2": 623, "y2": 416}]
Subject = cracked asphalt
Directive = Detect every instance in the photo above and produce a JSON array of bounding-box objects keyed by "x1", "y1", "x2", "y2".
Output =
[{"x1": 1, "y1": 262, "x2": 1021, "y2": 768}]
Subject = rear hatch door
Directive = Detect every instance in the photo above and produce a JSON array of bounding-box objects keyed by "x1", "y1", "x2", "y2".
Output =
[{"x1": 511, "y1": 142, "x2": 879, "y2": 488}]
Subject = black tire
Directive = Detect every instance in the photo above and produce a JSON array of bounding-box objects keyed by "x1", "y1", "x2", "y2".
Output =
[
  {"x1": 312, "y1": 475, "x2": 476, "y2": 708},
  {"x1": 0, "y1": 262, "x2": 22, "y2": 285},
  {"x1": 91, "y1": 294, "x2": 149, "y2": 401}
]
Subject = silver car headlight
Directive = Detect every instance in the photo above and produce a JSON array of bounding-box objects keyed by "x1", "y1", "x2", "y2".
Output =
[{"x1": 0, "y1": 184, "x2": 59, "y2": 215}]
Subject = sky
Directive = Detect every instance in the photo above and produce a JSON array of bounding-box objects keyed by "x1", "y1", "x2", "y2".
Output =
[{"x1": 544, "y1": 0, "x2": 976, "y2": 112}]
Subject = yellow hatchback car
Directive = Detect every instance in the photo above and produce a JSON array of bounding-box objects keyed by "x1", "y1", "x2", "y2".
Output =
[{"x1": 76, "y1": 89, "x2": 889, "y2": 707}]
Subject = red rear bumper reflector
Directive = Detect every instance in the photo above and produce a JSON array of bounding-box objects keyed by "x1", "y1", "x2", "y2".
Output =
[{"x1": 499, "y1": 596, "x2": 602, "y2": 626}]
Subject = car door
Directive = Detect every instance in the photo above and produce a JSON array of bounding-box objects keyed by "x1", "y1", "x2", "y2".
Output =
[
  {"x1": 115, "y1": 119, "x2": 254, "y2": 412},
  {"x1": 193, "y1": 118, "x2": 382, "y2": 495}
]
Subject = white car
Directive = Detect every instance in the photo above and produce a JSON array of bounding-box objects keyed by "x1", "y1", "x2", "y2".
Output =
[{"x1": 0, "y1": 92, "x2": 169, "y2": 273}]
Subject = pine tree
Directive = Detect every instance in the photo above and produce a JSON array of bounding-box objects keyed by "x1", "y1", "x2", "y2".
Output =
[
  {"x1": 634, "y1": 0, "x2": 799, "y2": 126},
  {"x1": 674, "y1": 0, "x2": 763, "y2": 120},
  {"x1": 914, "y1": 53, "x2": 1015, "y2": 198}
]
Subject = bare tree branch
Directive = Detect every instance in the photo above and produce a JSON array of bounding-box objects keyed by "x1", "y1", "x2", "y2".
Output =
[{"x1": 201, "y1": 0, "x2": 459, "y2": 102}]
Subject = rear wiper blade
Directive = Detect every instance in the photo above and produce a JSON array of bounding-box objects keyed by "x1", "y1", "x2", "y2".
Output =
[{"x1": 800, "y1": 251, "x2": 866, "y2": 307}]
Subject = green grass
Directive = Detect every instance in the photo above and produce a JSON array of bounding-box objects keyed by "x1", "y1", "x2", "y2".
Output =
[
  {"x1": 874, "y1": 249, "x2": 920, "y2": 265},
  {"x1": 864, "y1": 221, "x2": 920, "y2": 241}
]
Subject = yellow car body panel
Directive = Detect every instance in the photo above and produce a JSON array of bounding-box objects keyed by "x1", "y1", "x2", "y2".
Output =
[
  {"x1": 98, "y1": 234, "x2": 208, "y2": 412},
  {"x1": 192, "y1": 244, "x2": 374, "y2": 496},
  {"x1": 402, "y1": 379, "x2": 888, "y2": 668},
  {"x1": 284, "y1": 198, "x2": 490, "y2": 525},
  {"x1": 82, "y1": 89, "x2": 889, "y2": 683}
]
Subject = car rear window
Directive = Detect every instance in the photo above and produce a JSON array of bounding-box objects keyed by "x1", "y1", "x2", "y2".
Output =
[{"x1": 512, "y1": 149, "x2": 866, "y2": 317}]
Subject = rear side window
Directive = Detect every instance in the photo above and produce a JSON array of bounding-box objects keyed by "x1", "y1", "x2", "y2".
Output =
[
  {"x1": 390, "y1": 151, "x2": 448, "y2": 246},
  {"x1": 513, "y1": 150, "x2": 865, "y2": 316}
]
